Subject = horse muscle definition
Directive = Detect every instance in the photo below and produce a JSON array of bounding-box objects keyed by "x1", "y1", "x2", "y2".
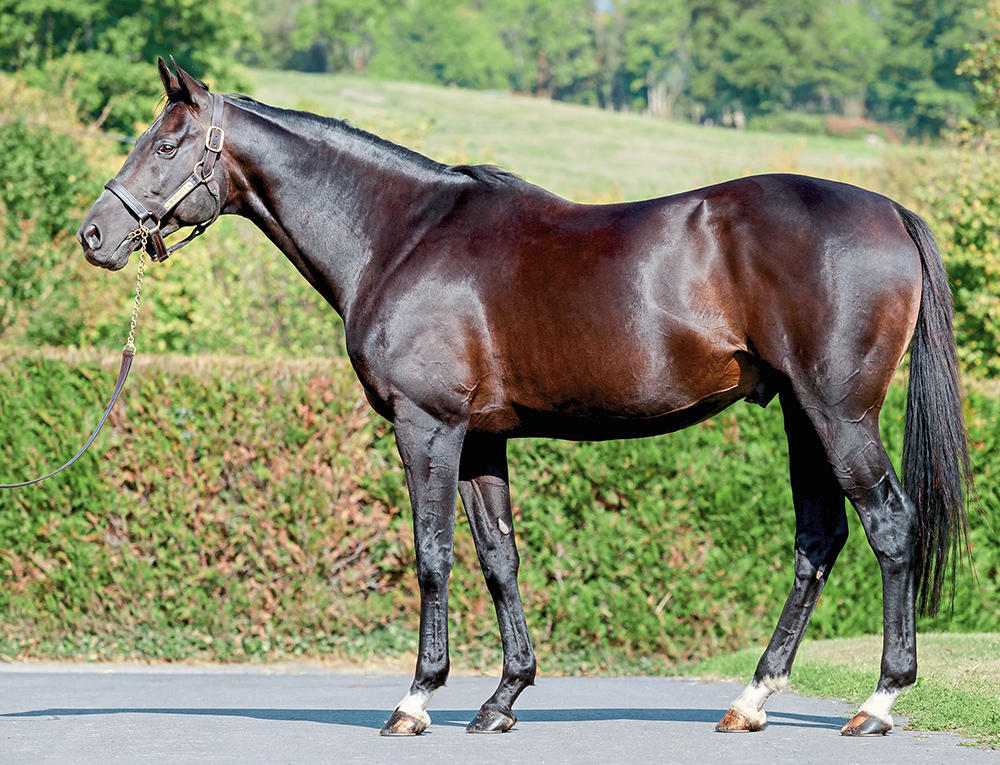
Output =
[{"x1": 78, "y1": 59, "x2": 972, "y2": 737}]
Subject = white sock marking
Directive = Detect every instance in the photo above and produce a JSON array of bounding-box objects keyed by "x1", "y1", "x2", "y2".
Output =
[
  {"x1": 728, "y1": 675, "x2": 788, "y2": 726},
  {"x1": 858, "y1": 689, "x2": 899, "y2": 730},
  {"x1": 396, "y1": 689, "x2": 435, "y2": 728}
]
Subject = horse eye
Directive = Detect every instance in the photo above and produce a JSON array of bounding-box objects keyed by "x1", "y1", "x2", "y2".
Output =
[{"x1": 157, "y1": 143, "x2": 176, "y2": 156}]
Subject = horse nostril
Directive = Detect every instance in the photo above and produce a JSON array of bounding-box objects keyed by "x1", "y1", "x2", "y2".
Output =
[{"x1": 84, "y1": 223, "x2": 102, "y2": 249}]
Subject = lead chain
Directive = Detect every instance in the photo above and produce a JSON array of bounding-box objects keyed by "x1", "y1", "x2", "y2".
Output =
[{"x1": 123, "y1": 227, "x2": 148, "y2": 353}]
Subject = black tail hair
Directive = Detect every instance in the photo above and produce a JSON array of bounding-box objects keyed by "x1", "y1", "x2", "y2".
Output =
[{"x1": 896, "y1": 203, "x2": 972, "y2": 617}]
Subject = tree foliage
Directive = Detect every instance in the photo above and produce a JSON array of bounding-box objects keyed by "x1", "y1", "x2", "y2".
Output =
[
  {"x1": 274, "y1": 0, "x2": 984, "y2": 136},
  {"x1": 0, "y1": 0, "x2": 256, "y2": 136},
  {"x1": 865, "y1": 0, "x2": 982, "y2": 135},
  {"x1": 0, "y1": 75, "x2": 99, "y2": 340},
  {"x1": 0, "y1": 353, "x2": 996, "y2": 664},
  {"x1": 368, "y1": 1, "x2": 515, "y2": 90},
  {"x1": 0, "y1": 0, "x2": 984, "y2": 135},
  {"x1": 919, "y1": 0, "x2": 1000, "y2": 377}
]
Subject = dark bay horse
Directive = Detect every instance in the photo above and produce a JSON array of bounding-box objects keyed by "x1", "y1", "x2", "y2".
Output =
[{"x1": 78, "y1": 59, "x2": 971, "y2": 737}]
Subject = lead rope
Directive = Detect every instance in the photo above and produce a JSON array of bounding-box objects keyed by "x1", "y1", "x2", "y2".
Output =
[
  {"x1": 0, "y1": 240, "x2": 147, "y2": 489},
  {"x1": 124, "y1": 229, "x2": 147, "y2": 353}
]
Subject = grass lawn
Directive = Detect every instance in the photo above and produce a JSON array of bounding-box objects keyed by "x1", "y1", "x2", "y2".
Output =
[
  {"x1": 250, "y1": 69, "x2": 936, "y2": 204},
  {"x1": 690, "y1": 633, "x2": 1000, "y2": 746}
]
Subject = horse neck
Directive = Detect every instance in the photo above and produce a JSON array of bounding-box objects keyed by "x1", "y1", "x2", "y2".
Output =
[{"x1": 221, "y1": 100, "x2": 464, "y2": 322}]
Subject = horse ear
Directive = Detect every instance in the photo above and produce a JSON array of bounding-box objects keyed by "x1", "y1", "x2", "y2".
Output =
[
  {"x1": 157, "y1": 56, "x2": 178, "y2": 94},
  {"x1": 169, "y1": 55, "x2": 211, "y2": 111}
]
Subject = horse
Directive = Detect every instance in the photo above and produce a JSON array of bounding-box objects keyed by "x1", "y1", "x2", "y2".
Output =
[{"x1": 78, "y1": 58, "x2": 971, "y2": 737}]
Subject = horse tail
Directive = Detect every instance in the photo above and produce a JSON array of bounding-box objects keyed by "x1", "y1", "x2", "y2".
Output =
[{"x1": 895, "y1": 202, "x2": 972, "y2": 617}]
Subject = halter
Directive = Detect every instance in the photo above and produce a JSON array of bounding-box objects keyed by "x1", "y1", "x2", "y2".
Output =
[{"x1": 104, "y1": 92, "x2": 226, "y2": 262}]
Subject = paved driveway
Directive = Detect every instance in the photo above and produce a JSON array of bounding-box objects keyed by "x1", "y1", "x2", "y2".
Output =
[{"x1": 0, "y1": 663, "x2": 994, "y2": 764}]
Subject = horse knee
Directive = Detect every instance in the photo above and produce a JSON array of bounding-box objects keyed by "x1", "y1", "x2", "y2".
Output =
[
  {"x1": 482, "y1": 547, "x2": 520, "y2": 588},
  {"x1": 416, "y1": 553, "x2": 454, "y2": 593}
]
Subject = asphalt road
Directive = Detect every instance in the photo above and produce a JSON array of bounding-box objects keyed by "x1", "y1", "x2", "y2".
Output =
[{"x1": 0, "y1": 663, "x2": 995, "y2": 764}]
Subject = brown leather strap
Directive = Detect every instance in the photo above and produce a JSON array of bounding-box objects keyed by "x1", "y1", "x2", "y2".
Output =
[
  {"x1": 104, "y1": 179, "x2": 169, "y2": 260},
  {"x1": 104, "y1": 93, "x2": 225, "y2": 263},
  {"x1": 0, "y1": 349, "x2": 134, "y2": 488}
]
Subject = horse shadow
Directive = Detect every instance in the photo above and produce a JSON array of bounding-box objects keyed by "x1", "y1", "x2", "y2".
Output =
[{"x1": 1, "y1": 707, "x2": 845, "y2": 731}]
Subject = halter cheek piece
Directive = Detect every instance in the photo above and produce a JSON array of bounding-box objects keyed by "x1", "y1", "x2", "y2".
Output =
[{"x1": 104, "y1": 92, "x2": 226, "y2": 262}]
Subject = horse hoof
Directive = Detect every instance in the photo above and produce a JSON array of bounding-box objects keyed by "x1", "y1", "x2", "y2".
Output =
[
  {"x1": 715, "y1": 707, "x2": 765, "y2": 732},
  {"x1": 466, "y1": 706, "x2": 516, "y2": 733},
  {"x1": 840, "y1": 711, "x2": 891, "y2": 736},
  {"x1": 380, "y1": 709, "x2": 429, "y2": 736}
]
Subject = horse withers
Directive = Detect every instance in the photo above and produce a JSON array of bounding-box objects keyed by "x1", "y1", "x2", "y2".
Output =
[{"x1": 78, "y1": 58, "x2": 971, "y2": 737}]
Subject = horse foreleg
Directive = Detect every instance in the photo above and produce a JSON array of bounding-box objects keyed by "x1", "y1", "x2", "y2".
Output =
[
  {"x1": 380, "y1": 402, "x2": 467, "y2": 736},
  {"x1": 458, "y1": 434, "x2": 536, "y2": 733},
  {"x1": 717, "y1": 397, "x2": 849, "y2": 732}
]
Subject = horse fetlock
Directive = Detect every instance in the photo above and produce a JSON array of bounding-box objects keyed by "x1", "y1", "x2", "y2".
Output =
[{"x1": 761, "y1": 674, "x2": 788, "y2": 693}]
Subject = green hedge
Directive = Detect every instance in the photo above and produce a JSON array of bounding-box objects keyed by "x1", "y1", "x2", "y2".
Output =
[{"x1": 0, "y1": 351, "x2": 997, "y2": 671}]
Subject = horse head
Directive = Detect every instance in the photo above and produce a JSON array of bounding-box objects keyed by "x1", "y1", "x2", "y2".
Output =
[{"x1": 78, "y1": 57, "x2": 227, "y2": 270}]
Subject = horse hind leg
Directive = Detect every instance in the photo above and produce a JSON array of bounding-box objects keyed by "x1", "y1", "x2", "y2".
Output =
[
  {"x1": 458, "y1": 434, "x2": 536, "y2": 733},
  {"x1": 797, "y1": 393, "x2": 918, "y2": 736},
  {"x1": 833, "y1": 446, "x2": 917, "y2": 736},
  {"x1": 717, "y1": 394, "x2": 849, "y2": 732}
]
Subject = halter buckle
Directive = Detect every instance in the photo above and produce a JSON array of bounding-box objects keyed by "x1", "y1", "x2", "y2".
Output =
[{"x1": 205, "y1": 125, "x2": 225, "y2": 153}]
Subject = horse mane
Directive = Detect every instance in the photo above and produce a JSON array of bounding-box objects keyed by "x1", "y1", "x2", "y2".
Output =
[
  {"x1": 225, "y1": 95, "x2": 520, "y2": 189},
  {"x1": 447, "y1": 164, "x2": 519, "y2": 187}
]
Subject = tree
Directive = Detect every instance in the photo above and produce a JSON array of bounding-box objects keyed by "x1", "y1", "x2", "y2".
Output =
[
  {"x1": 919, "y1": 0, "x2": 1000, "y2": 376},
  {"x1": 959, "y1": 0, "x2": 1000, "y2": 125},
  {"x1": 623, "y1": 0, "x2": 691, "y2": 119},
  {"x1": 291, "y1": 0, "x2": 398, "y2": 74},
  {"x1": 265, "y1": 0, "x2": 994, "y2": 137},
  {"x1": 867, "y1": 0, "x2": 984, "y2": 135},
  {"x1": 814, "y1": 1, "x2": 886, "y2": 118},
  {"x1": 484, "y1": 0, "x2": 597, "y2": 99},
  {"x1": 592, "y1": 1, "x2": 629, "y2": 110},
  {"x1": 0, "y1": 0, "x2": 255, "y2": 136},
  {"x1": 368, "y1": 1, "x2": 514, "y2": 90}
]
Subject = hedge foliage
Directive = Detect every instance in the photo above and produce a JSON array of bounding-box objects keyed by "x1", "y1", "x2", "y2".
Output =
[
  {"x1": 920, "y1": 129, "x2": 1000, "y2": 378},
  {"x1": 0, "y1": 352, "x2": 996, "y2": 670},
  {"x1": 1, "y1": 65, "x2": 999, "y2": 671}
]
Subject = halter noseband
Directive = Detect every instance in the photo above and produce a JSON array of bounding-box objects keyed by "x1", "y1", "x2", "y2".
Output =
[{"x1": 104, "y1": 92, "x2": 226, "y2": 262}]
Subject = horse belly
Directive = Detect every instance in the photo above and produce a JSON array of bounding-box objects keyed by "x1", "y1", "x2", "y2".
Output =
[{"x1": 474, "y1": 323, "x2": 760, "y2": 439}]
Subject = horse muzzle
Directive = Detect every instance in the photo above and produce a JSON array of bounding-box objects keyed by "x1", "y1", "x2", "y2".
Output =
[{"x1": 78, "y1": 220, "x2": 142, "y2": 271}]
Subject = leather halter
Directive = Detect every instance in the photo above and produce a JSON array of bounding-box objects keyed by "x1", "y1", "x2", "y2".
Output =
[{"x1": 104, "y1": 92, "x2": 226, "y2": 262}]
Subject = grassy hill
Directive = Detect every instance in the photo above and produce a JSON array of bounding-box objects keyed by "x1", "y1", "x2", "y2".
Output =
[{"x1": 251, "y1": 69, "x2": 935, "y2": 205}]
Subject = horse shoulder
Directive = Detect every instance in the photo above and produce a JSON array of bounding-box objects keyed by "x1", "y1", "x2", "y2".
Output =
[{"x1": 345, "y1": 253, "x2": 500, "y2": 427}]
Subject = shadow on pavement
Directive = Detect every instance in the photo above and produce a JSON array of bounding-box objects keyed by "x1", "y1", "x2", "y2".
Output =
[{"x1": 1, "y1": 707, "x2": 845, "y2": 731}]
